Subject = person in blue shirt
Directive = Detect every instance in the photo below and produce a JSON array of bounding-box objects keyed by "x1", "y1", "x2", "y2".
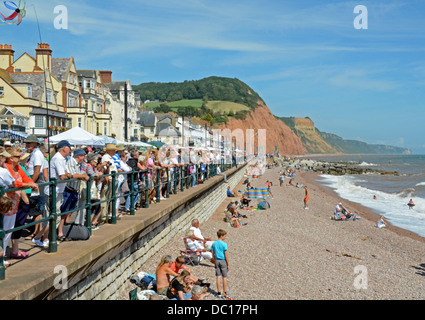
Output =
[
  {"x1": 226, "y1": 186, "x2": 239, "y2": 197},
  {"x1": 211, "y1": 229, "x2": 231, "y2": 299}
]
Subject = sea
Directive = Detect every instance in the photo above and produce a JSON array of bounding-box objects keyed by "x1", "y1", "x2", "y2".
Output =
[{"x1": 311, "y1": 154, "x2": 425, "y2": 238}]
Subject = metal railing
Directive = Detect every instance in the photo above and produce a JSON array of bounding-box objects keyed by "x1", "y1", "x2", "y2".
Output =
[{"x1": 0, "y1": 159, "x2": 238, "y2": 280}]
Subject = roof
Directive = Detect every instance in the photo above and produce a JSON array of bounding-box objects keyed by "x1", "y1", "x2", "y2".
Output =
[
  {"x1": 156, "y1": 122, "x2": 181, "y2": 136},
  {"x1": 77, "y1": 70, "x2": 96, "y2": 78},
  {"x1": 139, "y1": 111, "x2": 156, "y2": 127},
  {"x1": 0, "y1": 106, "x2": 28, "y2": 118},
  {"x1": 52, "y1": 59, "x2": 70, "y2": 81},
  {"x1": 9, "y1": 73, "x2": 45, "y2": 100},
  {"x1": 0, "y1": 68, "x2": 14, "y2": 83},
  {"x1": 105, "y1": 81, "x2": 126, "y2": 91}
]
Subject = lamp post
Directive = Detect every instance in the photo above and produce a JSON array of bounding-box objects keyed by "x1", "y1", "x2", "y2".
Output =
[{"x1": 113, "y1": 82, "x2": 139, "y2": 142}]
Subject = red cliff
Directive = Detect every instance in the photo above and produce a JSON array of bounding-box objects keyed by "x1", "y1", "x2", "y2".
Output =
[{"x1": 216, "y1": 101, "x2": 305, "y2": 155}]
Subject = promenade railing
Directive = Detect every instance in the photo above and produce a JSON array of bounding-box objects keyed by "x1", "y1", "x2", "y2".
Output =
[{"x1": 0, "y1": 160, "x2": 238, "y2": 280}]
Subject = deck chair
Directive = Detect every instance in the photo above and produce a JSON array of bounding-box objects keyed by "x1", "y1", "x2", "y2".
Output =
[{"x1": 180, "y1": 238, "x2": 204, "y2": 266}]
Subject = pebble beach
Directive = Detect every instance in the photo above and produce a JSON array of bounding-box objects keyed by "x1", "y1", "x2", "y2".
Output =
[{"x1": 119, "y1": 165, "x2": 425, "y2": 300}]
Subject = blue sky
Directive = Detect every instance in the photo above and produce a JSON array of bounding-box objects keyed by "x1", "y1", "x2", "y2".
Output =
[{"x1": 2, "y1": 0, "x2": 425, "y2": 153}]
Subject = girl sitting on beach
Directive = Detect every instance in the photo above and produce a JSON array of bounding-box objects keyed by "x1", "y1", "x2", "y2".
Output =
[{"x1": 376, "y1": 216, "x2": 386, "y2": 229}]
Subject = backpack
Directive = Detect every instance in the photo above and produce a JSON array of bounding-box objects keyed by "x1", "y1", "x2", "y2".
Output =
[{"x1": 63, "y1": 223, "x2": 90, "y2": 240}]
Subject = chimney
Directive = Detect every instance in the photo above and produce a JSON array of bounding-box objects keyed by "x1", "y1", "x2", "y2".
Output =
[
  {"x1": 99, "y1": 70, "x2": 112, "y2": 83},
  {"x1": 0, "y1": 44, "x2": 15, "y2": 72},
  {"x1": 35, "y1": 43, "x2": 52, "y2": 71}
]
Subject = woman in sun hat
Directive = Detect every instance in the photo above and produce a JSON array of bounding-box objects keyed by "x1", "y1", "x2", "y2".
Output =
[{"x1": 4, "y1": 147, "x2": 38, "y2": 259}]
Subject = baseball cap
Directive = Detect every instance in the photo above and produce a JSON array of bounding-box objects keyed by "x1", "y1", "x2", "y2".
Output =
[
  {"x1": 73, "y1": 149, "x2": 86, "y2": 157},
  {"x1": 57, "y1": 140, "x2": 72, "y2": 149}
]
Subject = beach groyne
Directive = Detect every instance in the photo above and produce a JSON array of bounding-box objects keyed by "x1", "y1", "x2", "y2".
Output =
[
  {"x1": 0, "y1": 164, "x2": 247, "y2": 300},
  {"x1": 274, "y1": 157, "x2": 400, "y2": 176}
]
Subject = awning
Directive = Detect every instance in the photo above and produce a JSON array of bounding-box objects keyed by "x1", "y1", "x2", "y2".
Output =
[{"x1": 0, "y1": 129, "x2": 29, "y2": 140}]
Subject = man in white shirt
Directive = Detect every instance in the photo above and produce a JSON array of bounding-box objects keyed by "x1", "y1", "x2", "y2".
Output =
[
  {"x1": 45, "y1": 140, "x2": 72, "y2": 240},
  {"x1": 188, "y1": 219, "x2": 214, "y2": 262},
  {"x1": 216, "y1": 164, "x2": 227, "y2": 182}
]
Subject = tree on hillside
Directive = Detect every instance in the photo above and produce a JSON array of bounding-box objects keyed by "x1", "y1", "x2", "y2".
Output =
[{"x1": 203, "y1": 113, "x2": 213, "y2": 125}]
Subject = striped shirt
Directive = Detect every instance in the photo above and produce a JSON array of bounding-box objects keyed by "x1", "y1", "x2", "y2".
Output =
[
  {"x1": 112, "y1": 153, "x2": 121, "y2": 170},
  {"x1": 66, "y1": 157, "x2": 83, "y2": 191}
]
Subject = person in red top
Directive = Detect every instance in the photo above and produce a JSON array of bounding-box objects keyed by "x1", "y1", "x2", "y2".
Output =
[
  {"x1": 5, "y1": 147, "x2": 38, "y2": 259},
  {"x1": 170, "y1": 256, "x2": 210, "y2": 288}
]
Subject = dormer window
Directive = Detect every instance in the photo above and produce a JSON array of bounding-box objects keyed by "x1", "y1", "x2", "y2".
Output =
[{"x1": 0, "y1": 86, "x2": 4, "y2": 96}]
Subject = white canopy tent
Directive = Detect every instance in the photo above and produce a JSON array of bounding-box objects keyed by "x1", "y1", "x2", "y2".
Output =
[{"x1": 48, "y1": 127, "x2": 105, "y2": 146}]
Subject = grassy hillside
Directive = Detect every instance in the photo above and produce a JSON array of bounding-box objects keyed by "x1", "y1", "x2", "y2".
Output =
[{"x1": 134, "y1": 76, "x2": 264, "y2": 109}]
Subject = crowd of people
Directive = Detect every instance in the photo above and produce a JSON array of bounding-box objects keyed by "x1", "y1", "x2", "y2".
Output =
[{"x1": 0, "y1": 136, "x2": 241, "y2": 268}]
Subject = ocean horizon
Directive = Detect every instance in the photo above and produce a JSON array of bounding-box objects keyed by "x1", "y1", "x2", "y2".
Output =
[{"x1": 309, "y1": 154, "x2": 425, "y2": 238}]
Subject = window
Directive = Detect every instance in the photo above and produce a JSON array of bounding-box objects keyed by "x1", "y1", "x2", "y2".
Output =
[
  {"x1": 34, "y1": 115, "x2": 45, "y2": 128},
  {"x1": 78, "y1": 118, "x2": 82, "y2": 128},
  {"x1": 46, "y1": 89, "x2": 52, "y2": 103},
  {"x1": 104, "y1": 122, "x2": 107, "y2": 135},
  {"x1": 0, "y1": 86, "x2": 4, "y2": 96},
  {"x1": 27, "y1": 86, "x2": 32, "y2": 98}
]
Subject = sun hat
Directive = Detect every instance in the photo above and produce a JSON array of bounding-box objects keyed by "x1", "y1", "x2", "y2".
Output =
[
  {"x1": 105, "y1": 144, "x2": 117, "y2": 151},
  {"x1": 0, "y1": 150, "x2": 11, "y2": 158},
  {"x1": 24, "y1": 135, "x2": 40, "y2": 144},
  {"x1": 20, "y1": 153, "x2": 31, "y2": 161},
  {"x1": 116, "y1": 144, "x2": 125, "y2": 151}
]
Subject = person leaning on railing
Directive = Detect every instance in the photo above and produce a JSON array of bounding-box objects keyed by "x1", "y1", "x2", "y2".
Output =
[
  {"x1": 4, "y1": 147, "x2": 39, "y2": 259},
  {"x1": 101, "y1": 144, "x2": 119, "y2": 221},
  {"x1": 45, "y1": 140, "x2": 72, "y2": 241}
]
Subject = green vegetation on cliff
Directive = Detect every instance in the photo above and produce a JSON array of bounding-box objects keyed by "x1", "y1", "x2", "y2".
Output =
[{"x1": 133, "y1": 76, "x2": 264, "y2": 109}]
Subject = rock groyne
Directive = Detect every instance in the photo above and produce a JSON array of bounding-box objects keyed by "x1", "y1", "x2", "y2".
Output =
[{"x1": 273, "y1": 157, "x2": 399, "y2": 176}]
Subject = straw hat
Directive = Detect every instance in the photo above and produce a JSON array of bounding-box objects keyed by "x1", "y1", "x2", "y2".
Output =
[
  {"x1": 20, "y1": 153, "x2": 31, "y2": 161},
  {"x1": 116, "y1": 144, "x2": 125, "y2": 151},
  {"x1": 105, "y1": 144, "x2": 117, "y2": 151},
  {"x1": 0, "y1": 150, "x2": 11, "y2": 158}
]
